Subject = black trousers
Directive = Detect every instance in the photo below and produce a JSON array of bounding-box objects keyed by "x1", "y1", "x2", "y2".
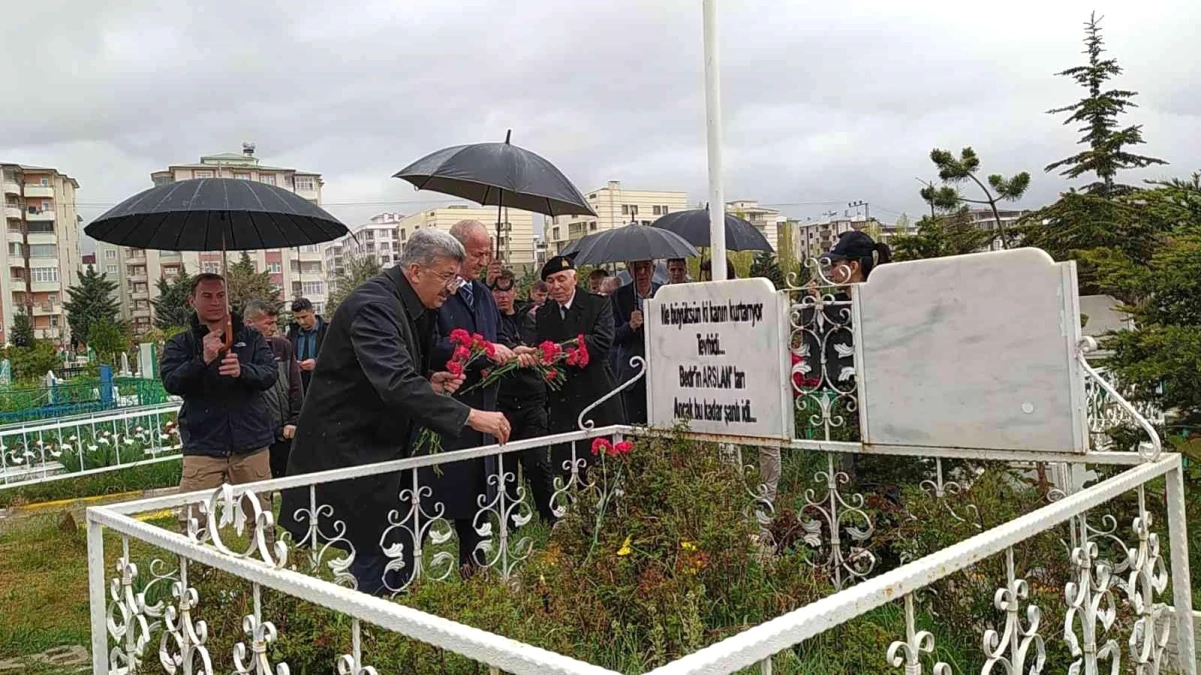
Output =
[
  {"x1": 621, "y1": 377, "x2": 648, "y2": 425},
  {"x1": 500, "y1": 401, "x2": 555, "y2": 522},
  {"x1": 268, "y1": 439, "x2": 291, "y2": 479}
]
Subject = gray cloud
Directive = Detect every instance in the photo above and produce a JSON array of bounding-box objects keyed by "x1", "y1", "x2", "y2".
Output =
[{"x1": 2, "y1": 0, "x2": 1198, "y2": 239}]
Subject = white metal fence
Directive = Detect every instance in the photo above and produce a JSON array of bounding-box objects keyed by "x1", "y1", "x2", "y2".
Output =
[{"x1": 0, "y1": 403, "x2": 180, "y2": 491}]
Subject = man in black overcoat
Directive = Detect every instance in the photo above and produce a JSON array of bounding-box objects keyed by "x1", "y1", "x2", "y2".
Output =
[
  {"x1": 280, "y1": 229, "x2": 511, "y2": 596},
  {"x1": 527, "y1": 256, "x2": 624, "y2": 513},
  {"x1": 610, "y1": 259, "x2": 660, "y2": 424}
]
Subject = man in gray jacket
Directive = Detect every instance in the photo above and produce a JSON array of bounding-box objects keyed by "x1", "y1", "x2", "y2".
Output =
[{"x1": 244, "y1": 300, "x2": 303, "y2": 479}]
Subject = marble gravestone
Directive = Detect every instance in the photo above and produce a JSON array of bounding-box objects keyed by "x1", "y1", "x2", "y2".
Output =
[
  {"x1": 645, "y1": 278, "x2": 794, "y2": 441},
  {"x1": 854, "y1": 248, "x2": 1089, "y2": 453}
]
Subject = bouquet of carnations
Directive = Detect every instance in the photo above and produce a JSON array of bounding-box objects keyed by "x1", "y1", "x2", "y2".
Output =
[{"x1": 414, "y1": 329, "x2": 592, "y2": 460}]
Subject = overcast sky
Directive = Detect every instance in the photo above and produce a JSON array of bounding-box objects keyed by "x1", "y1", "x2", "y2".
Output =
[{"x1": 2, "y1": 0, "x2": 1198, "y2": 243}]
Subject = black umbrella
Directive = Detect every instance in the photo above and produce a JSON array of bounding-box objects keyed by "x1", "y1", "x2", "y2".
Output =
[
  {"x1": 394, "y1": 130, "x2": 596, "y2": 261},
  {"x1": 565, "y1": 224, "x2": 698, "y2": 266},
  {"x1": 86, "y1": 178, "x2": 348, "y2": 349},
  {"x1": 651, "y1": 207, "x2": 774, "y2": 252}
]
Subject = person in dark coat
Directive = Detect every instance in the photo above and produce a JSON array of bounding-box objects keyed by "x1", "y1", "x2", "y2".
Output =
[
  {"x1": 243, "y1": 300, "x2": 303, "y2": 479},
  {"x1": 610, "y1": 260, "x2": 661, "y2": 424},
  {"x1": 527, "y1": 256, "x2": 623, "y2": 510},
  {"x1": 426, "y1": 220, "x2": 521, "y2": 571},
  {"x1": 160, "y1": 274, "x2": 278, "y2": 508},
  {"x1": 491, "y1": 268, "x2": 555, "y2": 521},
  {"x1": 279, "y1": 229, "x2": 512, "y2": 596},
  {"x1": 286, "y1": 297, "x2": 327, "y2": 394}
]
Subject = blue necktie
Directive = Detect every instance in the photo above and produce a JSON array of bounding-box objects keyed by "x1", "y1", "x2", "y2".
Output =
[{"x1": 459, "y1": 280, "x2": 474, "y2": 307}]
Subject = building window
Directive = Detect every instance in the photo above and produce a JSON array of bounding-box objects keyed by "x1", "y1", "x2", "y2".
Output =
[
  {"x1": 552, "y1": 227, "x2": 560, "y2": 239},
  {"x1": 105, "y1": 249, "x2": 117, "y2": 259},
  {"x1": 301, "y1": 281, "x2": 324, "y2": 296},
  {"x1": 7, "y1": 243, "x2": 20, "y2": 256},
  {"x1": 298, "y1": 244, "x2": 318, "y2": 253},
  {"x1": 32, "y1": 267, "x2": 59, "y2": 283},
  {"x1": 294, "y1": 177, "x2": 315, "y2": 191},
  {"x1": 399, "y1": 229, "x2": 406, "y2": 241},
  {"x1": 194, "y1": 170, "x2": 213, "y2": 179},
  {"x1": 641, "y1": 220, "x2": 650, "y2": 226},
  {"x1": 202, "y1": 262, "x2": 219, "y2": 273},
  {"x1": 267, "y1": 262, "x2": 282, "y2": 274},
  {"x1": 105, "y1": 264, "x2": 118, "y2": 276},
  {"x1": 589, "y1": 222, "x2": 598, "y2": 231},
  {"x1": 662, "y1": 205, "x2": 670, "y2": 214},
  {"x1": 233, "y1": 172, "x2": 251, "y2": 180},
  {"x1": 50, "y1": 316, "x2": 58, "y2": 328},
  {"x1": 621, "y1": 205, "x2": 629, "y2": 215},
  {"x1": 29, "y1": 244, "x2": 56, "y2": 258},
  {"x1": 652, "y1": 205, "x2": 661, "y2": 215},
  {"x1": 39, "y1": 177, "x2": 49, "y2": 186},
  {"x1": 259, "y1": 174, "x2": 277, "y2": 186}
]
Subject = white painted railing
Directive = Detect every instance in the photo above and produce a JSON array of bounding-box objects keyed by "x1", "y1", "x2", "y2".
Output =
[
  {"x1": 0, "y1": 403, "x2": 180, "y2": 491},
  {"x1": 84, "y1": 424, "x2": 1194, "y2": 675}
]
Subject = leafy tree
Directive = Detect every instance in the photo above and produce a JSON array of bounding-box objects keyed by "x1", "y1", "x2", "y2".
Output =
[
  {"x1": 923, "y1": 147, "x2": 1031, "y2": 248},
  {"x1": 1044, "y1": 12, "x2": 1166, "y2": 196},
  {"x1": 225, "y1": 252, "x2": 281, "y2": 317},
  {"x1": 8, "y1": 342, "x2": 59, "y2": 380},
  {"x1": 10, "y1": 309, "x2": 35, "y2": 348},
  {"x1": 749, "y1": 251, "x2": 785, "y2": 289},
  {"x1": 326, "y1": 253, "x2": 383, "y2": 315},
  {"x1": 890, "y1": 209, "x2": 994, "y2": 262},
  {"x1": 152, "y1": 268, "x2": 194, "y2": 330},
  {"x1": 87, "y1": 317, "x2": 129, "y2": 366},
  {"x1": 63, "y1": 266, "x2": 121, "y2": 348}
]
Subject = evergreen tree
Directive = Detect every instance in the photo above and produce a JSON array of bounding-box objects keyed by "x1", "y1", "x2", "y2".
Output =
[
  {"x1": 891, "y1": 208, "x2": 994, "y2": 262},
  {"x1": 749, "y1": 251, "x2": 785, "y2": 289},
  {"x1": 326, "y1": 253, "x2": 383, "y2": 315},
  {"x1": 62, "y1": 265, "x2": 121, "y2": 348},
  {"x1": 224, "y1": 252, "x2": 281, "y2": 317},
  {"x1": 1044, "y1": 12, "x2": 1166, "y2": 196},
  {"x1": 924, "y1": 147, "x2": 1030, "y2": 248},
  {"x1": 10, "y1": 308, "x2": 35, "y2": 348},
  {"x1": 87, "y1": 317, "x2": 129, "y2": 366},
  {"x1": 152, "y1": 268, "x2": 194, "y2": 330}
]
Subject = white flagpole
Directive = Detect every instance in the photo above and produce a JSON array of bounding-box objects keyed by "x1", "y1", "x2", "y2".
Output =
[{"x1": 703, "y1": 0, "x2": 727, "y2": 280}]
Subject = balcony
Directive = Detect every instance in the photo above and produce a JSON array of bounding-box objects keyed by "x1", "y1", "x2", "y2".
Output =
[
  {"x1": 2, "y1": 181, "x2": 19, "y2": 196},
  {"x1": 130, "y1": 289, "x2": 149, "y2": 300},
  {"x1": 132, "y1": 307, "x2": 151, "y2": 318},
  {"x1": 128, "y1": 272, "x2": 148, "y2": 283},
  {"x1": 33, "y1": 327, "x2": 61, "y2": 340},
  {"x1": 23, "y1": 185, "x2": 53, "y2": 199},
  {"x1": 26, "y1": 210, "x2": 54, "y2": 222},
  {"x1": 32, "y1": 302, "x2": 59, "y2": 316},
  {"x1": 27, "y1": 231, "x2": 56, "y2": 246},
  {"x1": 4, "y1": 205, "x2": 20, "y2": 220},
  {"x1": 31, "y1": 280, "x2": 60, "y2": 293}
]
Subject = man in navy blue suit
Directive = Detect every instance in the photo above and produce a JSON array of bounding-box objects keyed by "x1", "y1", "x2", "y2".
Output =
[{"x1": 428, "y1": 219, "x2": 523, "y2": 575}]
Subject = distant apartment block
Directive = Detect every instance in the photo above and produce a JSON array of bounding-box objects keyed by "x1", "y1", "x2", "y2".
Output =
[
  {"x1": 322, "y1": 212, "x2": 403, "y2": 291},
  {"x1": 791, "y1": 216, "x2": 916, "y2": 261},
  {"x1": 546, "y1": 181, "x2": 689, "y2": 256},
  {"x1": 1, "y1": 163, "x2": 83, "y2": 345},
  {"x1": 96, "y1": 144, "x2": 328, "y2": 332},
  {"x1": 967, "y1": 208, "x2": 1029, "y2": 251},
  {"x1": 395, "y1": 204, "x2": 537, "y2": 268},
  {"x1": 727, "y1": 199, "x2": 782, "y2": 252}
]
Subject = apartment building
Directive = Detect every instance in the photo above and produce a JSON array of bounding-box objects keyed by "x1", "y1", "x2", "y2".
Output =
[
  {"x1": 97, "y1": 144, "x2": 328, "y2": 333},
  {"x1": 792, "y1": 216, "x2": 916, "y2": 261},
  {"x1": 344, "y1": 212, "x2": 403, "y2": 268},
  {"x1": 395, "y1": 204, "x2": 537, "y2": 268},
  {"x1": 545, "y1": 181, "x2": 688, "y2": 256},
  {"x1": 967, "y1": 208, "x2": 1029, "y2": 251},
  {"x1": 1, "y1": 164, "x2": 83, "y2": 345}
]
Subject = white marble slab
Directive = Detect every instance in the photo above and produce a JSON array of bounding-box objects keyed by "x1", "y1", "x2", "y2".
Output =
[
  {"x1": 855, "y1": 248, "x2": 1088, "y2": 453},
  {"x1": 645, "y1": 278, "x2": 794, "y2": 441}
]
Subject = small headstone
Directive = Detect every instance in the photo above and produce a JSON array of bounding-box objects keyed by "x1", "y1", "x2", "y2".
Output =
[{"x1": 0, "y1": 359, "x2": 10, "y2": 386}]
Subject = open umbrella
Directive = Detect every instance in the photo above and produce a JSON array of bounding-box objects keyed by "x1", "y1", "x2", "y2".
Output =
[
  {"x1": 651, "y1": 207, "x2": 773, "y2": 252},
  {"x1": 86, "y1": 178, "x2": 348, "y2": 348},
  {"x1": 565, "y1": 224, "x2": 698, "y2": 266},
  {"x1": 394, "y1": 130, "x2": 596, "y2": 261}
]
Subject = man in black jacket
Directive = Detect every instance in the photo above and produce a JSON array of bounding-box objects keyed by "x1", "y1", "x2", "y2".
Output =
[
  {"x1": 244, "y1": 300, "x2": 303, "y2": 479},
  {"x1": 160, "y1": 274, "x2": 278, "y2": 508},
  {"x1": 280, "y1": 229, "x2": 510, "y2": 595},
  {"x1": 287, "y1": 297, "x2": 327, "y2": 394},
  {"x1": 527, "y1": 256, "x2": 623, "y2": 509},
  {"x1": 610, "y1": 260, "x2": 660, "y2": 424},
  {"x1": 491, "y1": 268, "x2": 554, "y2": 521}
]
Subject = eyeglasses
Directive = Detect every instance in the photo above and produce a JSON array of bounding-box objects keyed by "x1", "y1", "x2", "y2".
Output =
[{"x1": 424, "y1": 268, "x2": 460, "y2": 290}]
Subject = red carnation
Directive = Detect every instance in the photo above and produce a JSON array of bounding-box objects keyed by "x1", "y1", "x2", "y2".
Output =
[
  {"x1": 576, "y1": 340, "x2": 590, "y2": 368},
  {"x1": 450, "y1": 328, "x2": 472, "y2": 347},
  {"x1": 484, "y1": 342, "x2": 497, "y2": 359},
  {"x1": 544, "y1": 368, "x2": 559, "y2": 382},
  {"x1": 446, "y1": 361, "x2": 464, "y2": 376},
  {"x1": 613, "y1": 440, "x2": 633, "y2": 456},
  {"x1": 472, "y1": 334, "x2": 488, "y2": 350},
  {"x1": 539, "y1": 341, "x2": 560, "y2": 364},
  {"x1": 453, "y1": 345, "x2": 470, "y2": 362},
  {"x1": 565, "y1": 348, "x2": 580, "y2": 366},
  {"x1": 591, "y1": 438, "x2": 612, "y2": 456},
  {"x1": 481, "y1": 369, "x2": 491, "y2": 379}
]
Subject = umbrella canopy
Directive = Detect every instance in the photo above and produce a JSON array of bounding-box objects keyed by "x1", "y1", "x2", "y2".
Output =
[
  {"x1": 393, "y1": 131, "x2": 596, "y2": 218},
  {"x1": 651, "y1": 208, "x2": 773, "y2": 252},
  {"x1": 85, "y1": 178, "x2": 348, "y2": 250},
  {"x1": 616, "y1": 262, "x2": 670, "y2": 286},
  {"x1": 565, "y1": 225, "x2": 698, "y2": 266}
]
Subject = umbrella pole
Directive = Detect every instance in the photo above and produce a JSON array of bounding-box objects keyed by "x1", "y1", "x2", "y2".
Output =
[
  {"x1": 495, "y1": 195, "x2": 503, "y2": 263},
  {"x1": 221, "y1": 230, "x2": 233, "y2": 351}
]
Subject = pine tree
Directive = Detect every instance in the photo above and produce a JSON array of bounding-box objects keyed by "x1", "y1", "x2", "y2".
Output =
[
  {"x1": 62, "y1": 265, "x2": 121, "y2": 348},
  {"x1": 152, "y1": 268, "x2": 194, "y2": 330},
  {"x1": 925, "y1": 147, "x2": 1030, "y2": 248},
  {"x1": 326, "y1": 253, "x2": 383, "y2": 315},
  {"x1": 9, "y1": 308, "x2": 35, "y2": 348},
  {"x1": 749, "y1": 251, "x2": 784, "y2": 289},
  {"x1": 891, "y1": 208, "x2": 994, "y2": 262},
  {"x1": 225, "y1": 252, "x2": 281, "y2": 317},
  {"x1": 87, "y1": 317, "x2": 129, "y2": 366},
  {"x1": 1044, "y1": 12, "x2": 1166, "y2": 196}
]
